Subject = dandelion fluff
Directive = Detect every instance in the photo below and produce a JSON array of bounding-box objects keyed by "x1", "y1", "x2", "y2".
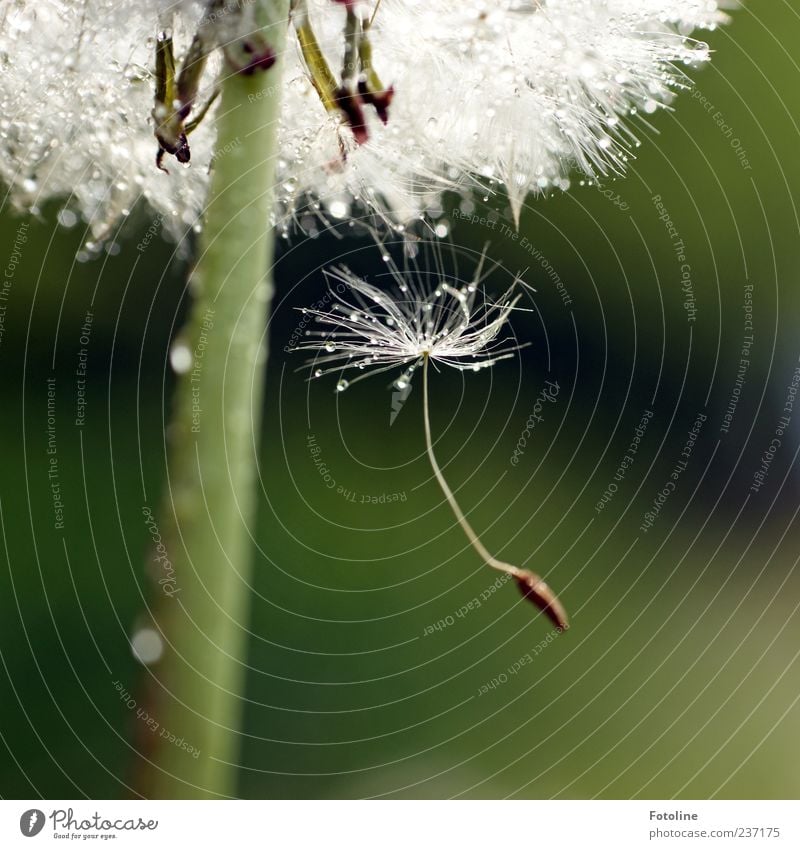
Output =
[
  {"x1": 0, "y1": 0, "x2": 727, "y2": 239},
  {"x1": 295, "y1": 258, "x2": 527, "y2": 389}
]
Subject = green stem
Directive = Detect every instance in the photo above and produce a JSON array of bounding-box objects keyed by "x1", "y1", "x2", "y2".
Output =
[{"x1": 135, "y1": 2, "x2": 289, "y2": 799}]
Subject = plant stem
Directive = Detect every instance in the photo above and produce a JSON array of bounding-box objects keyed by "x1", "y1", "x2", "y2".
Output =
[
  {"x1": 134, "y1": 2, "x2": 289, "y2": 799},
  {"x1": 421, "y1": 355, "x2": 569, "y2": 630}
]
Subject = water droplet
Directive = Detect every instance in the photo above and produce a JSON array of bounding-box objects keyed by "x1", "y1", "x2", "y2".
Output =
[
  {"x1": 324, "y1": 341, "x2": 335, "y2": 353},
  {"x1": 131, "y1": 627, "x2": 163, "y2": 665},
  {"x1": 329, "y1": 200, "x2": 348, "y2": 219},
  {"x1": 57, "y1": 208, "x2": 78, "y2": 228},
  {"x1": 336, "y1": 378, "x2": 349, "y2": 392},
  {"x1": 169, "y1": 342, "x2": 193, "y2": 374}
]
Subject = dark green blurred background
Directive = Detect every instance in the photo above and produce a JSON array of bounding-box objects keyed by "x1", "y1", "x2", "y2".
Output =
[{"x1": 2, "y1": 3, "x2": 799, "y2": 799}]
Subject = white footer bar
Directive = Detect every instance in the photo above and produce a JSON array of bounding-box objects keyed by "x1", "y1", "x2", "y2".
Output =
[{"x1": 3, "y1": 800, "x2": 796, "y2": 848}]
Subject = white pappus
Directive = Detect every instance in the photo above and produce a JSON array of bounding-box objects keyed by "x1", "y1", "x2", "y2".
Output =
[{"x1": 0, "y1": 0, "x2": 728, "y2": 242}]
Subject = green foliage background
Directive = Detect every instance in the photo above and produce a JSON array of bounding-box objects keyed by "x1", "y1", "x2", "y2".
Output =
[{"x1": 1, "y1": 3, "x2": 799, "y2": 798}]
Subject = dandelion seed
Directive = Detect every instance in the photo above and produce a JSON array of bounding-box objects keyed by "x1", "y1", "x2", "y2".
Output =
[{"x1": 293, "y1": 246, "x2": 568, "y2": 629}]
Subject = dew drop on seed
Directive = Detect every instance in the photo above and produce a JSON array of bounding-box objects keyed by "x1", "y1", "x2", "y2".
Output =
[
  {"x1": 313, "y1": 369, "x2": 322, "y2": 378},
  {"x1": 336, "y1": 378, "x2": 349, "y2": 392},
  {"x1": 329, "y1": 200, "x2": 348, "y2": 219},
  {"x1": 324, "y1": 341, "x2": 335, "y2": 352}
]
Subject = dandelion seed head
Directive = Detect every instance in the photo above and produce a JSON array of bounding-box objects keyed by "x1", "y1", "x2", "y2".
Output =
[{"x1": 0, "y1": 0, "x2": 727, "y2": 241}]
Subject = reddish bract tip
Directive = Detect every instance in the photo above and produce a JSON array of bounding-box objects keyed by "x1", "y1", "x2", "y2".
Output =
[
  {"x1": 358, "y1": 81, "x2": 394, "y2": 124},
  {"x1": 235, "y1": 42, "x2": 276, "y2": 75},
  {"x1": 335, "y1": 87, "x2": 369, "y2": 144},
  {"x1": 515, "y1": 570, "x2": 569, "y2": 631}
]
